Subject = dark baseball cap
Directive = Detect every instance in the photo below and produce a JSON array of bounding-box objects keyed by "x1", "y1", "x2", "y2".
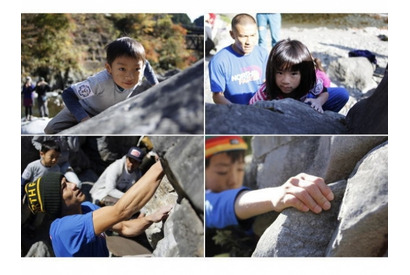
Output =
[{"x1": 126, "y1": 147, "x2": 145, "y2": 162}]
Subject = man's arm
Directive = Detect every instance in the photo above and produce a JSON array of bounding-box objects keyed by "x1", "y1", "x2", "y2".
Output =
[
  {"x1": 212, "y1": 92, "x2": 233, "y2": 105},
  {"x1": 91, "y1": 161, "x2": 165, "y2": 236},
  {"x1": 111, "y1": 204, "x2": 173, "y2": 237},
  {"x1": 234, "y1": 173, "x2": 334, "y2": 220}
]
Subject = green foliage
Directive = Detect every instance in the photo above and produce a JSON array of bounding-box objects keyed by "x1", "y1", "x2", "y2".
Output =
[
  {"x1": 110, "y1": 14, "x2": 193, "y2": 72},
  {"x1": 170, "y1": 13, "x2": 192, "y2": 25},
  {"x1": 21, "y1": 13, "x2": 201, "y2": 86},
  {"x1": 21, "y1": 14, "x2": 80, "y2": 78}
]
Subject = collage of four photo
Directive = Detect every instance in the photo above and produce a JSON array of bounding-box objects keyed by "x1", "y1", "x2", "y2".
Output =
[{"x1": 20, "y1": 12, "x2": 388, "y2": 259}]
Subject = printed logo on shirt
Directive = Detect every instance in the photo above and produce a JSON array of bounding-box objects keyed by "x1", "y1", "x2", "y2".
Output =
[
  {"x1": 76, "y1": 82, "x2": 94, "y2": 99},
  {"x1": 231, "y1": 65, "x2": 262, "y2": 85},
  {"x1": 310, "y1": 79, "x2": 324, "y2": 96}
]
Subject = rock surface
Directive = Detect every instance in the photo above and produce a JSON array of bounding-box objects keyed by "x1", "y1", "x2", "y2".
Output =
[
  {"x1": 252, "y1": 180, "x2": 347, "y2": 257},
  {"x1": 244, "y1": 136, "x2": 388, "y2": 257},
  {"x1": 62, "y1": 60, "x2": 204, "y2": 134},
  {"x1": 326, "y1": 141, "x2": 388, "y2": 257},
  {"x1": 205, "y1": 99, "x2": 348, "y2": 134}
]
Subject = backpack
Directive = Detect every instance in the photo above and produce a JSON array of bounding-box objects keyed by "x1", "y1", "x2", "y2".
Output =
[{"x1": 348, "y1": 49, "x2": 377, "y2": 65}]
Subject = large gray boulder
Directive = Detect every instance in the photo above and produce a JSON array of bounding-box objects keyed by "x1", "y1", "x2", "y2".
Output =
[
  {"x1": 248, "y1": 136, "x2": 387, "y2": 190},
  {"x1": 205, "y1": 99, "x2": 348, "y2": 134},
  {"x1": 328, "y1": 56, "x2": 378, "y2": 93},
  {"x1": 137, "y1": 136, "x2": 204, "y2": 257},
  {"x1": 345, "y1": 67, "x2": 388, "y2": 134},
  {"x1": 252, "y1": 180, "x2": 347, "y2": 257},
  {"x1": 326, "y1": 141, "x2": 388, "y2": 257},
  {"x1": 151, "y1": 136, "x2": 204, "y2": 213},
  {"x1": 61, "y1": 60, "x2": 204, "y2": 134},
  {"x1": 153, "y1": 198, "x2": 204, "y2": 257},
  {"x1": 247, "y1": 137, "x2": 388, "y2": 257}
]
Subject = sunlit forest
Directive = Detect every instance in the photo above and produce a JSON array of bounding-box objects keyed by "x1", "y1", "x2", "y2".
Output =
[{"x1": 21, "y1": 13, "x2": 203, "y2": 90}]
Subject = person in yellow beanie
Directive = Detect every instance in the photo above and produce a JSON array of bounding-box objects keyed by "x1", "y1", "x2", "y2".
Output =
[
  {"x1": 24, "y1": 161, "x2": 172, "y2": 257},
  {"x1": 205, "y1": 136, "x2": 334, "y2": 256}
]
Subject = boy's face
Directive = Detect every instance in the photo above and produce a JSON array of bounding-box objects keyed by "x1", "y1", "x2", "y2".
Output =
[
  {"x1": 206, "y1": 152, "x2": 245, "y2": 193},
  {"x1": 40, "y1": 149, "x2": 60, "y2": 167},
  {"x1": 230, "y1": 23, "x2": 258, "y2": 55},
  {"x1": 105, "y1": 56, "x2": 144, "y2": 89}
]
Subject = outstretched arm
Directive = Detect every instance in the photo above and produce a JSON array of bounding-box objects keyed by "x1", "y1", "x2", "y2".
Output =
[
  {"x1": 234, "y1": 173, "x2": 334, "y2": 220},
  {"x1": 92, "y1": 161, "x2": 165, "y2": 236},
  {"x1": 111, "y1": 204, "x2": 173, "y2": 237}
]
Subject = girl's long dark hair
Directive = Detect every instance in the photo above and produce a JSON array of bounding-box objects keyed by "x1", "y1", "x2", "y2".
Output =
[{"x1": 265, "y1": 39, "x2": 316, "y2": 100}]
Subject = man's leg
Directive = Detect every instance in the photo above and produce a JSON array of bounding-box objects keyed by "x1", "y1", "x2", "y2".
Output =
[
  {"x1": 256, "y1": 14, "x2": 269, "y2": 50},
  {"x1": 267, "y1": 13, "x2": 281, "y2": 47}
]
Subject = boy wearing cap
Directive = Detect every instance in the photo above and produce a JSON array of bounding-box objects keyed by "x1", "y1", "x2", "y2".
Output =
[
  {"x1": 90, "y1": 146, "x2": 146, "y2": 206},
  {"x1": 24, "y1": 161, "x2": 171, "y2": 257},
  {"x1": 205, "y1": 136, "x2": 334, "y2": 256}
]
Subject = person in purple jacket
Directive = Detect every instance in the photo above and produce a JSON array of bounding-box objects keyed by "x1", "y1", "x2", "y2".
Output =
[{"x1": 24, "y1": 161, "x2": 171, "y2": 257}]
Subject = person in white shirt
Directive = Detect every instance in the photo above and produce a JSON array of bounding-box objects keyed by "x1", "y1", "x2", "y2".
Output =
[{"x1": 90, "y1": 146, "x2": 146, "y2": 206}]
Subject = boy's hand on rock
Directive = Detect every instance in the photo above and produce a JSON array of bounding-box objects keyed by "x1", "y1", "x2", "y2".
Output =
[{"x1": 275, "y1": 173, "x2": 334, "y2": 214}]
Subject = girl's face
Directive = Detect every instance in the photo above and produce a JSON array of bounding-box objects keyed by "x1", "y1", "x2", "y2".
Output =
[
  {"x1": 40, "y1": 149, "x2": 60, "y2": 167},
  {"x1": 106, "y1": 55, "x2": 144, "y2": 90},
  {"x1": 275, "y1": 69, "x2": 301, "y2": 95},
  {"x1": 206, "y1": 153, "x2": 245, "y2": 193}
]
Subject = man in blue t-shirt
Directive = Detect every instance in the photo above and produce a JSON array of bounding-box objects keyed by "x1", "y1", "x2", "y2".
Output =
[
  {"x1": 24, "y1": 161, "x2": 172, "y2": 257},
  {"x1": 208, "y1": 14, "x2": 268, "y2": 105}
]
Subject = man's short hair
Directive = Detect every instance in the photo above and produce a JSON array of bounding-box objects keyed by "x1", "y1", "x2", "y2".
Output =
[{"x1": 231, "y1": 13, "x2": 256, "y2": 31}]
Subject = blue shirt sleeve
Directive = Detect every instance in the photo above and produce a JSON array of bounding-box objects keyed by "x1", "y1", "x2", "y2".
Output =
[
  {"x1": 205, "y1": 187, "x2": 250, "y2": 229},
  {"x1": 144, "y1": 60, "x2": 159, "y2": 85},
  {"x1": 208, "y1": 55, "x2": 226, "y2": 93},
  {"x1": 62, "y1": 87, "x2": 90, "y2": 122}
]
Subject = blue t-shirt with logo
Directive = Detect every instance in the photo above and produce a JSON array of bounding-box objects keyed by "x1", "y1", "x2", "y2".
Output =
[{"x1": 209, "y1": 45, "x2": 268, "y2": 105}]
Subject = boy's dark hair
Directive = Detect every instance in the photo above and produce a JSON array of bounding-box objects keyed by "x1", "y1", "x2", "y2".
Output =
[
  {"x1": 40, "y1": 140, "x2": 60, "y2": 153},
  {"x1": 205, "y1": 150, "x2": 245, "y2": 168},
  {"x1": 265, "y1": 39, "x2": 316, "y2": 100},
  {"x1": 105, "y1": 37, "x2": 146, "y2": 65},
  {"x1": 231, "y1": 13, "x2": 256, "y2": 31}
]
